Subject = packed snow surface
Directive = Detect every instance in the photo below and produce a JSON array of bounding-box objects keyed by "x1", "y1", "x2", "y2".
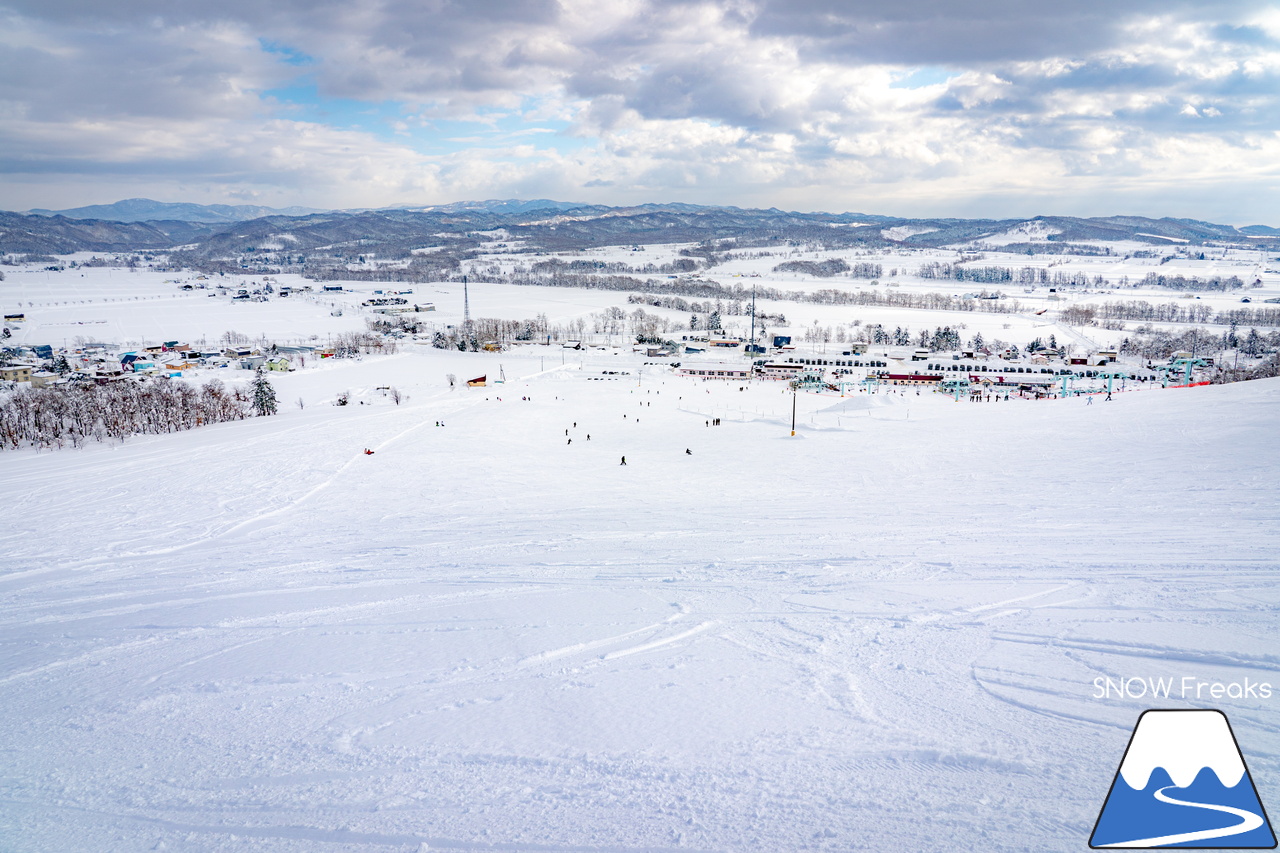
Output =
[{"x1": 2, "y1": 350, "x2": 1278, "y2": 852}]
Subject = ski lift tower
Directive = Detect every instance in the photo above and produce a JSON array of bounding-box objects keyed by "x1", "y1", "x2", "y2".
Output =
[
  {"x1": 792, "y1": 369, "x2": 826, "y2": 391},
  {"x1": 939, "y1": 377, "x2": 970, "y2": 401},
  {"x1": 1169, "y1": 357, "x2": 1208, "y2": 385},
  {"x1": 1099, "y1": 368, "x2": 1128, "y2": 395}
]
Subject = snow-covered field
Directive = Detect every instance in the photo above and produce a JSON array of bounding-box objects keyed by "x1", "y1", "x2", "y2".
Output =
[{"x1": 3, "y1": 341, "x2": 1278, "y2": 851}]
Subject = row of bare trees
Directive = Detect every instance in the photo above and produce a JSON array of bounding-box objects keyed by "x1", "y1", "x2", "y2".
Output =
[
  {"x1": 0, "y1": 379, "x2": 250, "y2": 450},
  {"x1": 1063, "y1": 302, "x2": 1280, "y2": 327}
]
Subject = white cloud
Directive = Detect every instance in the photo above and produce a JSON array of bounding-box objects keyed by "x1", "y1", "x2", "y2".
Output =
[{"x1": 1, "y1": 0, "x2": 1278, "y2": 221}]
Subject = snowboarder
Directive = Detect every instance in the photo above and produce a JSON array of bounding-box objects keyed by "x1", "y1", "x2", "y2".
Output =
[{"x1": 620, "y1": 456, "x2": 626, "y2": 465}]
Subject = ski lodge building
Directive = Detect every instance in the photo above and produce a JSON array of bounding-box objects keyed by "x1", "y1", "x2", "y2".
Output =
[
  {"x1": 755, "y1": 363, "x2": 805, "y2": 380},
  {"x1": 675, "y1": 363, "x2": 752, "y2": 380},
  {"x1": 881, "y1": 373, "x2": 943, "y2": 386}
]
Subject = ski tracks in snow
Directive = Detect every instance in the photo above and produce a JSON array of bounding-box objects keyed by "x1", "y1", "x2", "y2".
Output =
[
  {"x1": 519, "y1": 603, "x2": 720, "y2": 667},
  {"x1": 99, "y1": 392, "x2": 488, "y2": 559}
]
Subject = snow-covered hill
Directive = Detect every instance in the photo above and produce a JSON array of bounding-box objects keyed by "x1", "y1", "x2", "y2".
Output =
[{"x1": 2, "y1": 350, "x2": 1277, "y2": 852}]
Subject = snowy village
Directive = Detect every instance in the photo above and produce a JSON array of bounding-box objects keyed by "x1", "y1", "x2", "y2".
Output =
[{"x1": 3, "y1": 228, "x2": 1277, "y2": 449}]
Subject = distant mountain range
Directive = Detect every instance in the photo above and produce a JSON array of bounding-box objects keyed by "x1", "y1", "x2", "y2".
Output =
[
  {"x1": 25, "y1": 198, "x2": 327, "y2": 224},
  {"x1": 1, "y1": 198, "x2": 1277, "y2": 257},
  {"x1": 21, "y1": 197, "x2": 600, "y2": 224},
  {"x1": 388, "y1": 198, "x2": 594, "y2": 216}
]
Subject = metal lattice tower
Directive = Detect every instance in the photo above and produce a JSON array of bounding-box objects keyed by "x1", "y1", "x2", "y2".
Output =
[{"x1": 462, "y1": 275, "x2": 472, "y2": 337}]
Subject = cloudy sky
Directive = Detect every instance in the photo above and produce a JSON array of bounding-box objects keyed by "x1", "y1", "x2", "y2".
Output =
[{"x1": 2, "y1": 0, "x2": 1279, "y2": 222}]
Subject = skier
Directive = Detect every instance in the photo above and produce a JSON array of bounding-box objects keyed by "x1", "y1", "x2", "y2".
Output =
[
  {"x1": 568, "y1": 438, "x2": 572, "y2": 445},
  {"x1": 620, "y1": 456, "x2": 626, "y2": 465},
  {"x1": 1105, "y1": 391, "x2": 1113, "y2": 401},
  {"x1": 685, "y1": 448, "x2": 692, "y2": 455},
  {"x1": 363, "y1": 448, "x2": 374, "y2": 455}
]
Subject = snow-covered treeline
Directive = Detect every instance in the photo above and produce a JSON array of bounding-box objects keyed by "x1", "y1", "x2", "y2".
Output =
[
  {"x1": 475, "y1": 271, "x2": 1031, "y2": 316},
  {"x1": 1138, "y1": 272, "x2": 1245, "y2": 291},
  {"x1": 1064, "y1": 302, "x2": 1280, "y2": 327},
  {"x1": 0, "y1": 379, "x2": 250, "y2": 450},
  {"x1": 329, "y1": 331, "x2": 399, "y2": 357},
  {"x1": 1117, "y1": 325, "x2": 1280, "y2": 359},
  {"x1": 917, "y1": 264, "x2": 1245, "y2": 292},
  {"x1": 771, "y1": 259, "x2": 883, "y2": 278}
]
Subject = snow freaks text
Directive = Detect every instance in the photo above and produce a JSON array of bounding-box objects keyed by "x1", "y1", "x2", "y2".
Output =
[{"x1": 1093, "y1": 676, "x2": 1274, "y2": 701}]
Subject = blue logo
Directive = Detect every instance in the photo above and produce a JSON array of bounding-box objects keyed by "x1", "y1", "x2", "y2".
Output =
[{"x1": 1091, "y1": 709, "x2": 1276, "y2": 848}]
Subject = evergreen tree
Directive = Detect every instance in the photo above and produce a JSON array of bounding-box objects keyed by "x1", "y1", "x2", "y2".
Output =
[
  {"x1": 250, "y1": 368, "x2": 278, "y2": 416},
  {"x1": 708, "y1": 311, "x2": 722, "y2": 331}
]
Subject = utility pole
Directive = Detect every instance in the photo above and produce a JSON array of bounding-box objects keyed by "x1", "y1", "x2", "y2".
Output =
[
  {"x1": 790, "y1": 385, "x2": 797, "y2": 437},
  {"x1": 748, "y1": 284, "x2": 757, "y2": 359}
]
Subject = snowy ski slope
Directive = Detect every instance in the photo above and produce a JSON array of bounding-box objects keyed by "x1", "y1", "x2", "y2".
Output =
[{"x1": 2, "y1": 344, "x2": 1278, "y2": 852}]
